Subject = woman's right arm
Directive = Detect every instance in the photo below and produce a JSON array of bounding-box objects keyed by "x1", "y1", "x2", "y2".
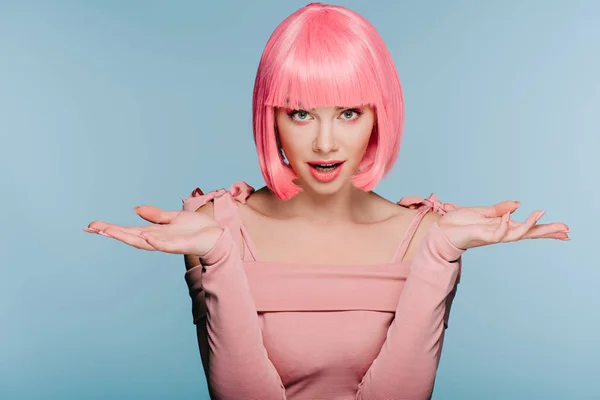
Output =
[{"x1": 184, "y1": 203, "x2": 287, "y2": 400}]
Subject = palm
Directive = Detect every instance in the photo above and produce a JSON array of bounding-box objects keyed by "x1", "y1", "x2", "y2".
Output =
[
  {"x1": 85, "y1": 206, "x2": 223, "y2": 256},
  {"x1": 438, "y1": 207, "x2": 494, "y2": 227},
  {"x1": 437, "y1": 201, "x2": 570, "y2": 250}
]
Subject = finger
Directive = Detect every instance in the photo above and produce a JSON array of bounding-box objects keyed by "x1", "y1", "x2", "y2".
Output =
[
  {"x1": 486, "y1": 218, "x2": 523, "y2": 227},
  {"x1": 523, "y1": 230, "x2": 569, "y2": 240},
  {"x1": 87, "y1": 220, "x2": 118, "y2": 232},
  {"x1": 102, "y1": 227, "x2": 156, "y2": 251},
  {"x1": 476, "y1": 201, "x2": 521, "y2": 218},
  {"x1": 521, "y1": 223, "x2": 570, "y2": 240},
  {"x1": 503, "y1": 210, "x2": 544, "y2": 242},
  {"x1": 538, "y1": 232, "x2": 570, "y2": 240},
  {"x1": 134, "y1": 206, "x2": 182, "y2": 225},
  {"x1": 87, "y1": 222, "x2": 138, "y2": 236},
  {"x1": 86, "y1": 221, "x2": 160, "y2": 237},
  {"x1": 487, "y1": 214, "x2": 546, "y2": 229},
  {"x1": 489, "y1": 211, "x2": 511, "y2": 242}
]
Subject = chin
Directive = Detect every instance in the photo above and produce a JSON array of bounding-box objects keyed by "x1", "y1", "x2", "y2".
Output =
[
  {"x1": 304, "y1": 179, "x2": 348, "y2": 195},
  {"x1": 299, "y1": 166, "x2": 358, "y2": 196}
]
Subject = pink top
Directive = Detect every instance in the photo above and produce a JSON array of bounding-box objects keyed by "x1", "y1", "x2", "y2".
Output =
[{"x1": 182, "y1": 181, "x2": 464, "y2": 400}]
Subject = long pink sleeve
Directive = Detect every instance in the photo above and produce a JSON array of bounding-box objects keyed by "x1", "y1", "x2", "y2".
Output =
[
  {"x1": 356, "y1": 222, "x2": 465, "y2": 400},
  {"x1": 185, "y1": 228, "x2": 287, "y2": 400}
]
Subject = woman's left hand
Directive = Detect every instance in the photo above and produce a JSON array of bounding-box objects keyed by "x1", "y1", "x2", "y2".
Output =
[{"x1": 436, "y1": 200, "x2": 570, "y2": 250}]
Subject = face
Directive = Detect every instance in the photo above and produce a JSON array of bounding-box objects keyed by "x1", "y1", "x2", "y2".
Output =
[{"x1": 275, "y1": 105, "x2": 375, "y2": 195}]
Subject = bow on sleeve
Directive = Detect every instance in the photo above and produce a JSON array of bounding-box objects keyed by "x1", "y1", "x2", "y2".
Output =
[
  {"x1": 181, "y1": 181, "x2": 254, "y2": 212},
  {"x1": 397, "y1": 193, "x2": 460, "y2": 215}
]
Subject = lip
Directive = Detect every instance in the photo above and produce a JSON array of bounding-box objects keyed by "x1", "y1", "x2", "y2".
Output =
[
  {"x1": 307, "y1": 160, "x2": 345, "y2": 165},
  {"x1": 307, "y1": 160, "x2": 345, "y2": 183}
]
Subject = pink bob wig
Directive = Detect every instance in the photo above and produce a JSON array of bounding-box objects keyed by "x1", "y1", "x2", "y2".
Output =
[{"x1": 252, "y1": 3, "x2": 404, "y2": 200}]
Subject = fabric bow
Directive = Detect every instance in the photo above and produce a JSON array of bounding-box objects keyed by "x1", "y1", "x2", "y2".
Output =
[
  {"x1": 181, "y1": 181, "x2": 254, "y2": 211},
  {"x1": 397, "y1": 193, "x2": 459, "y2": 215}
]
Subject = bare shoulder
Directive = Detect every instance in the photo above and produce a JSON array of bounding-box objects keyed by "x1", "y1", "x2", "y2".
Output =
[
  {"x1": 402, "y1": 210, "x2": 442, "y2": 263},
  {"x1": 193, "y1": 201, "x2": 214, "y2": 217},
  {"x1": 363, "y1": 193, "x2": 446, "y2": 263},
  {"x1": 238, "y1": 185, "x2": 279, "y2": 218}
]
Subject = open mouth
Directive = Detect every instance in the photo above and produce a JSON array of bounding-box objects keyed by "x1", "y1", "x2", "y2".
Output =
[
  {"x1": 308, "y1": 162, "x2": 343, "y2": 172},
  {"x1": 306, "y1": 160, "x2": 346, "y2": 182}
]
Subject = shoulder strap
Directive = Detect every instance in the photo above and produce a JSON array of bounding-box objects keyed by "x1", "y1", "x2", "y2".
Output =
[
  {"x1": 181, "y1": 182, "x2": 257, "y2": 262},
  {"x1": 392, "y1": 192, "x2": 460, "y2": 263},
  {"x1": 392, "y1": 208, "x2": 430, "y2": 263},
  {"x1": 213, "y1": 192, "x2": 256, "y2": 261}
]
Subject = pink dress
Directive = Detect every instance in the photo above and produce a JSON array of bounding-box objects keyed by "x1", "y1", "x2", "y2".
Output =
[{"x1": 181, "y1": 181, "x2": 464, "y2": 400}]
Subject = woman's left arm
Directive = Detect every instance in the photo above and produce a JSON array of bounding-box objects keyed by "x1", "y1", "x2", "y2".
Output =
[
  {"x1": 356, "y1": 201, "x2": 570, "y2": 400},
  {"x1": 356, "y1": 221, "x2": 463, "y2": 400}
]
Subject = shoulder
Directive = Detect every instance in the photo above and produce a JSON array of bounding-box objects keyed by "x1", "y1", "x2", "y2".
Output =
[
  {"x1": 414, "y1": 210, "x2": 443, "y2": 241},
  {"x1": 395, "y1": 192, "x2": 455, "y2": 263},
  {"x1": 194, "y1": 201, "x2": 214, "y2": 217},
  {"x1": 241, "y1": 186, "x2": 277, "y2": 217},
  {"x1": 422, "y1": 209, "x2": 443, "y2": 224},
  {"x1": 181, "y1": 181, "x2": 256, "y2": 215}
]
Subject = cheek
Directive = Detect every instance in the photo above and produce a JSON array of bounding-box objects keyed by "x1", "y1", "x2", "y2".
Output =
[
  {"x1": 281, "y1": 138, "x2": 313, "y2": 167},
  {"x1": 358, "y1": 112, "x2": 376, "y2": 153},
  {"x1": 279, "y1": 135, "x2": 300, "y2": 159},
  {"x1": 347, "y1": 123, "x2": 374, "y2": 158},
  {"x1": 275, "y1": 117, "x2": 308, "y2": 163},
  {"x1": 358, "y1": 128, "x2": 372, "y2": 150}
]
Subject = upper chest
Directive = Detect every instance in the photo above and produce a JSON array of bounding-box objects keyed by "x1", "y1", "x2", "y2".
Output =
[{"x1": 237, "y1": 205, "x2": 418, "y2": 265}]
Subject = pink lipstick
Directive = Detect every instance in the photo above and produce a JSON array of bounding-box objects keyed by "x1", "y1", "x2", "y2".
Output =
[{"x1": 307, "y1": 160, "x2": 345, "y2": 183}]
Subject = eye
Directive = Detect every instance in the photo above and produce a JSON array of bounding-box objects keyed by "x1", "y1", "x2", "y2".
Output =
[
  {"x1": 287, "y1": 109, "x2": 312, "y2": 121},
  {"x1": 340, "y1": 109, "x2": 363, "y2": 120}
]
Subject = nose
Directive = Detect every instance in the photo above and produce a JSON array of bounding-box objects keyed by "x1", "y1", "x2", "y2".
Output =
[{"x1": 313, "y1": 122, "x2": 339, "y2": 153}]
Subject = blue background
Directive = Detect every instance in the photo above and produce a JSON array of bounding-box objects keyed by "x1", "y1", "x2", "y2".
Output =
[{"x1": 1, "y1": 1, "x2": 598, "y2": 399}]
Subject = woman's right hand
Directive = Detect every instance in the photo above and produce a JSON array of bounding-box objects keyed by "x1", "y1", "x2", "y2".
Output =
[{"x1": 84, "y1": 205, "x2": 224, "y2": 257}]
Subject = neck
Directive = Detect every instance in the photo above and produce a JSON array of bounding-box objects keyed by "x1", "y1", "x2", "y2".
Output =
[{"x1": 281, "y1": 182, "x2": 370, "y2": 222}]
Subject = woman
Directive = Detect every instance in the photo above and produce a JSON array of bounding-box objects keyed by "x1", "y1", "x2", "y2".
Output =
[{"x1": 84, "y1": 3, "x2": 569, "y2": 399}]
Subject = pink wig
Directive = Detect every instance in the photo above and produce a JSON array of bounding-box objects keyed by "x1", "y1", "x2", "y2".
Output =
[{"x1": 252, "y1": 2, "x2": 404, "y2": 200}]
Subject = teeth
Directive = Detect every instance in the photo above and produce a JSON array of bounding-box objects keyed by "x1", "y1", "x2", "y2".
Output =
[
  {"x1": 314, "y1": 164, "x2": 337, "y2": 171},
  {"x1": 311, "y1": 163, "x2": 337, "y2": 167}
]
